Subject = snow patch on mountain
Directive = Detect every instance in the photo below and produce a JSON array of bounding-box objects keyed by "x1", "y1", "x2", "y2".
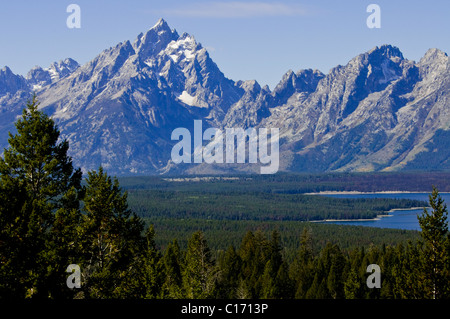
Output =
[{"x1": 178, "y1": 90, "x2": 196, "y2": 106}]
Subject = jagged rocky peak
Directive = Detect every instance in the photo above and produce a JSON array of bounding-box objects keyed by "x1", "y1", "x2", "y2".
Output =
[
  {"x1": 163, "y1": 32, "x2": 201, "y2": 65},
  {"x1": 0, "y1": 66, "x2": 28, "y2": 95},
  {"x1": 359, "y1": 45, "x2": 403, "y2": 73},
  {"x1": 418, "y1": 48, "x2": 449, "y2": 76},
  {"x1": 368, "y1": 44, "x2": 404, "y2": 59},
  {"x1": 271, "y1": 68, "x2": 324, "y2": 106},
  {"x1": 274, "y1": 68, "x2": 324, "y2": 93},
  {"x1": 347, "y1": 44, "x2": 405, "y2": 73},
  {"x1": 47, "y1": 58, "x2": 80, "y2": 80},
  {"x1": 335, "y1": 44, "x2": 406, "y2": 93},
  {"x1": 26, "y1": 66, "x2": 52, "y2": 89},
  {"x1": 295, "y1": 69, "x2": 325, "y2": 91},
  {"x1": 412, "y1": 48, "x2": 449, "y2": 93},
  {"x1": 153, "y1": 17, "x2": 172, "y2": 32},
  {"x1": 0, "y1": 65, "x2": 17, "y2": 78},
  {"x1": 237, "y1": 79, "x2": 261, "y2": 93},
  {"x1": 272, "y1": 69, "x2": 294, "y2": 94},
  {"x1": 81, "y1": 40, "x2": 135, "y2": 80},
  {"x1": 51, "y1": 58, "x2": 79, "y2": 71},
  {"x1": 26, "y1": 58, "x2": 80, "y2": 89},
  {"x1": 1, "y1": 17, "x2": 449, "y2": 175},
  {"x1": 262, "y1": 84, "x2": 271, "y2": 93},
  {"x1": 178, "y1": 32, "x2": 196, "y2": 42},
  {"x1": 133, "y1": 18, "x2": 179, "y2": 57},
  {"x1": 420, "y1": 48, "x2": 448, "y2": 63}
]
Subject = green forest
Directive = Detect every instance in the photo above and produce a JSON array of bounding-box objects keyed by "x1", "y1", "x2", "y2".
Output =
[
  {"x1": 118, "y1": 171, "x2": 450, "y2": 193},
  {"x1": 1, "y1": 98, "x2": 449, "y2": 299},
  {"x1": 125, "y1": 190, "x2": 425, "y2": 257}
]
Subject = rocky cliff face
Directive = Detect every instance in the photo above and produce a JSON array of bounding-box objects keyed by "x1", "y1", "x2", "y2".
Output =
[{"x1": 0, "y1": 19, "x2": 448, "y2": 175}]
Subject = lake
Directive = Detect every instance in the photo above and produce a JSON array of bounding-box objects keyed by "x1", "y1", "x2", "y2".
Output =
[{"x1": 318, "y1": 192, "x2": 450, "y2": 231}]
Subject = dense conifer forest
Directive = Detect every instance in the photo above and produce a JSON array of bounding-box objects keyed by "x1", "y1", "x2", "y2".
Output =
[{"x1": 1, "y1": 98, "x2": 449, "y2": 299}]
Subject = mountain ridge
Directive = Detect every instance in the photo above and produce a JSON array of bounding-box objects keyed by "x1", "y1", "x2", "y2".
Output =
[{"x1": 0, "y1": 19, "x2": 449, "y2": 175}]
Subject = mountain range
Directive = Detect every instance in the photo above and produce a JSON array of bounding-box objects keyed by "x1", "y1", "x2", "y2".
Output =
[{"x1": 1, "y1": 18, "x2": 449, "y2": 176}]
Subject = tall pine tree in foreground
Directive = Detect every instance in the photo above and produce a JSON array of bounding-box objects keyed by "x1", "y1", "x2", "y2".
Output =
[
  {"x1": 0, "y1": 95, "x2": 82, "y2": 298},
  {"x1": 0, "y1": 96, "x2": 150, "y2": 299},
  {"x1": 183, "y1": 231, "x2": 217, "y2": 298},
  {"x1": 418, "y1": 187, "x2": 449, "y2": 299},
  {"x1": 78, "y1": 167, "x2": 145, "y2": 298},
  {"x1": 160, "y1": 239, "x2": 183, "y2": 298}
]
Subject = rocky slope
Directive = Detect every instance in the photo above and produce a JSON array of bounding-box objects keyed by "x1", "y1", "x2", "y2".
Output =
[{"x1": 0, "y1": 19, "x2": 448, "y2": 175}]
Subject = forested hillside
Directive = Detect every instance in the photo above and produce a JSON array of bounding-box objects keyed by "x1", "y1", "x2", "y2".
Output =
[{"x1": 119, "y1": 172, "x2": 450, "y2": 193}]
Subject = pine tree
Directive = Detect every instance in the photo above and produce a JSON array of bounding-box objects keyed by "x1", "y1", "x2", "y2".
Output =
[
  {"x1": 343, "y1": 247, "x2": 365, "y2": 299},
  {"x1": 183, "y1": 231, "x2": 217, "y2": 298},
  {"x1": 344, "y1": 268, "x2": 361, "y2": 299},
  {"x1": 290, "y1": 227, "x2": 315, "y2": 299},
  {"x1": 217, "y1": 245, "x2": 241, "y2": 298},
  {"x1": 78, "y1": 167, "x2": 145, "y2": 298},
  {"x1": 395, "y1": 241, "x2": 424, "y2": 299},
  {"x1": 46, "y1": 186, "x2": 84, "y2": 298},
  {"x1": 0, "y1": 95, "x2": 82, "y2": 298},
  {"x1": 323, "y1": 243, "x2": 346, "y2": 299},
  {"x1": 238, "y1": 230, "x2": 270, "y2": 298},
  {"x1": 260, "y1": 259, "x2": 277, "y2": 299},
  {"x1": 260, "y1": 230, "x2": 286, "y2": 298},
  {"x1": 142, "y1": 225, "x2": 163, "y2": 298},
  {"x1": 238, "y1": 231, "x2": 258, "y2": 298},
  {"x1": 160, "y1": 239, "x2": 183, "y2": 298},
  {"x1": 274, "y1": 261, "x2": 293, "y2": 298},
  {"x1": 0, "y1": 166, "x2": 28, "y2": 298},
  {"x1": 417, "y1": 187, "x2": 449, "y2": 299},
  {"x1": 306, "y1": 272, "x2": 328, "y2": 299}
]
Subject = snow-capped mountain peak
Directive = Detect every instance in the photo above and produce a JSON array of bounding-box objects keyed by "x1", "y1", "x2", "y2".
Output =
[
  {"x1": 26, "y1": 58, "x2": 80, "y2": 91},
  {"x1": 133, "y1": 18, "x2": 179, "y2": 58},
  {"x1": 0, "y1": 19, "x2": 449, "y2": 175}
]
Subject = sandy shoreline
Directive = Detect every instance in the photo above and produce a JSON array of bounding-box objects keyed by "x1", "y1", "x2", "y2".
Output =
[
  {"x1": 309, "y1": 207, "x2": 429, "y2": 223},
  {"x1": 304, "y1": 190, "x2": 436, "y2": 195},
  {"x1": 309, "y1": 215, "x2": 389, "y2": 223}
]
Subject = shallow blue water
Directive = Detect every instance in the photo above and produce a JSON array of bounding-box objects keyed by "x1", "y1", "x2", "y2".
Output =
[{"x1": 319, "y1": 193, "x2": 450, "y2": 231}]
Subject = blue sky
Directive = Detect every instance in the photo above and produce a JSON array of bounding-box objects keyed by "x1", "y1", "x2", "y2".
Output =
[{"x1": 0, "y1": 0, "x2": 449, "y2": 89}]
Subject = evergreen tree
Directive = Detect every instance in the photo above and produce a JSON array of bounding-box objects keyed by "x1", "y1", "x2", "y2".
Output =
[
  {"x1": 290, "y1": 227, "x2": 315, "y2": 299},
  {"x1": 380, "y1": 245, "x2": 399, "y2": 299},
  {"x1": 306, "y1": 272, "x2": 328, "y2": 299},
  {"x1": 0, "y1": 166, "x2": 28, "y2": 298},
  {"x1": 344, "y1": 268, "x2": 361, "y2": 299},
  {"x1": 238, "y1": 230, "x2": 270, "y2": 298},
  {"x1": 268, "y1": 230, "x2": 283, "y2": 271},
  {"x1": 274, "y1": 261, "x2": 293, "y2": 298},
  {"x1": 142, "y1": 225, "x2": 163, "y2": 298},
  {"x1": 183, "y1": 231, "x2": 216, "y2": 298},
  {"x1": 261, "y1": 230, "x2": 290, "y2": 298},
  {"x1": 397, "y1": 241, "x2": 424, "y2": 298},
  {"x1": 417, "y1": 187, "x2": 449, "y2": 299},
  {"x1": 260, "y1": 259, "x2": 277, "y2": 299},
  {"x1": 0, "y1": 95, "x2": 82, "y2": 298},
  {"x1": 78, "y1": 167, "x2": 144, "y2": 298},
  {"x1": 343, "y1": 247, "x2": 365, "y2": 299},
  {"x1": 324, "y1": 243, "x2": 346, "y2": 299},
  {"x1": 160, "y1": 239, "x2": 183, "y2": 298},
  {"x1": 45, "y1": 186, "x2": 84, "y2": 298},
  {"x1": 217, "y1": 245, "x2": 241, "y2": 298}
]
